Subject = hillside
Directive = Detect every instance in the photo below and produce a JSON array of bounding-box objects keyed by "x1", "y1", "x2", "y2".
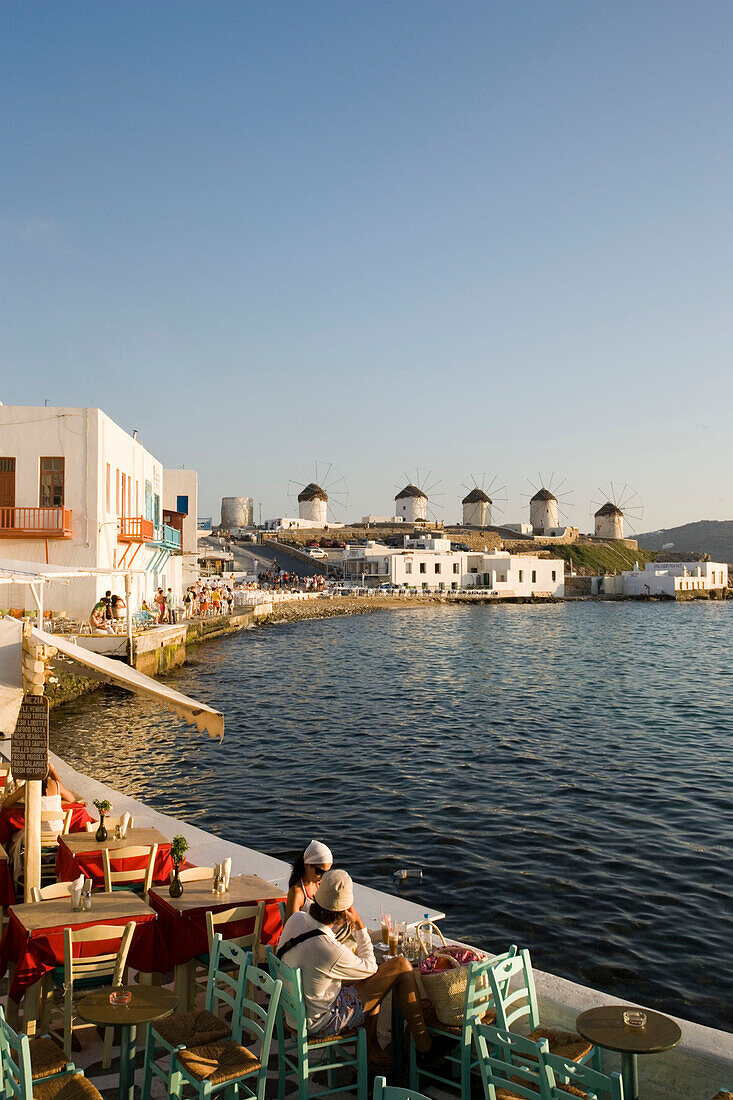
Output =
[
  {"x1": 547, "y1": 542, "x2": 657, "y2": 576},
  {"x1": 637, "y1": 520, "x2": 733, "y2": 563}
]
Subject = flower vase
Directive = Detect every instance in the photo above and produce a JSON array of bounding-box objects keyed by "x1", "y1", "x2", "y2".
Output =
[
  {"x1": 169, "y1": 864, "x2": 183, "y2": 898},
  {"x1": 95, "y1": 815, "x2": 107, "y2": 843}
]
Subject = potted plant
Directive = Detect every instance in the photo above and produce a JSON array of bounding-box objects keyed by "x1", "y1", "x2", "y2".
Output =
[
  {"x1": 169, "y1": 834, "x2": 189, "y2": 897},
  {"x1": 93, "y1": 799, "x2": 111, "y2": 842}
]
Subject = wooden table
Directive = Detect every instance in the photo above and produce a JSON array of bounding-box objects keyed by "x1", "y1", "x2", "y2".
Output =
[
  {"x1": 56, "y1": 828, "x2": 174, "y2": 887},
  {"x1": 0, "y1": 891, "x2": 158, "y2": 1034},
  {"x1": 576, "y1": 1005, "x2": 682, "y2": 1100},
  {"x1": 148, "y1": 873, "x2": 285, "y2": 1011},
  {"x1": 77, "y1": 984, "x2": 177, "y2": 1100}
]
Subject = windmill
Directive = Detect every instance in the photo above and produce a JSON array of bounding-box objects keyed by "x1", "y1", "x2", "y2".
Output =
[
  {"x1": 394, "y1": 469, "x2": 445, "y2": 524},
  {"x1": 591, "y1": 483, "x2": 643, "y2": 540},
  {"x1": 288, "y1": 461, "x2": 349, "y2": 527},
  {"x1": 522, "y1": 473, "x2": 573, "y2": 533},
  {"x1": 460, "y1": 473, "x2": 507, "y2": 527}
]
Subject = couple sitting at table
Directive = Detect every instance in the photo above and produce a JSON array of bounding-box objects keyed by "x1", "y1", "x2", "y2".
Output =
[{"x1": 280, "y1": 859, "x2": 436, "y2": 1068}]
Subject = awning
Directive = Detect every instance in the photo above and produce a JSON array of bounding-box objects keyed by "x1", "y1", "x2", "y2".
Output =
[{"x1": 0, "y1": 618, "x2": 223, "y2": 740}]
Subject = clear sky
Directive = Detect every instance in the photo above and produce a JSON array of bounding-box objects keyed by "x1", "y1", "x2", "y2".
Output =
[{"x1": 2, "y1": 1, "x2": 732, "y2": 530}]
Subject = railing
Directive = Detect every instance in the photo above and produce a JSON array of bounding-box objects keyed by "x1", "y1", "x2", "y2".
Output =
[
  {"x1": 118, "y1": 516, "x2": 155, "y2": 542},
  {"x1": 158, "y1": 524, "x2": 182, "y2": 551},
  {"x1": 0, "y1": 507, "x2": 73, "y2": 538}
]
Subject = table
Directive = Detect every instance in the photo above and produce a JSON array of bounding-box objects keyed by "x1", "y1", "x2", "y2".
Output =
[
  {"x1": 56, "y1": 828, "x2": 174, "y2": 888},
  {"x1": 576, "y1": 1005, "x2": 682, "y2": 1100},
  {"x1": 0, "y1": 891, "x2": 159, "y2": 1032},
  {"x1": 0, "y1": 801, "x2": 92, "y2": 847},
  {"x1": 77, "y1": 984, "x2": 177, "y2": 1100},
  {"x1": 148, "y1": 873, "x2": 285, "y2": 1011}
]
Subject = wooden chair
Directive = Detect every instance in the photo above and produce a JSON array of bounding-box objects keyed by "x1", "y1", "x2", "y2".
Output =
[
  {"x1": 85, "y1": 813, "x2": 133, "y2": 834},
  {"x1": 142, "y1": 934, "x2": 249, "y2": 1100},
  {"x1": 39, "y1": 809, "x2": 72, "y2": 885},
  {"x1": 473, "y1": 1023, "x2": 547, "y2": 1099},
  {"x1": 102, "y1": 843, "x2": 157, "y2": 899},
  {"x1": 206, "y1": 902, "x2": 266, "y2": 965},
  {"x1": 267, "y1": 946, "x2": 368, "y2": 1100},
  {"x1": 0, "y1": 1005, "x2": 77, "y2": 1093},
  {"x1": 409, "y1": 947, "x2": 518, "y2": 1100},
  {"x1": 31, "y1": 882, "x2": 77, "y2": 902},
  {"x1": 539, "y1": 1048, "x2": 625, "y2": 1100},
  {"x1": 170, "y1": 960, "x2": 282, "y2": 1100},
  {"x1": 486, "y1": 949, "x2": 598, "y2": 1067},
  {"x1": 0, "y1": 1006, "x2": 99, "y2": 1100},
  {"x1": 373, "y1": 1079, "x2": 432, "y2": 1100},
  {"x1": 40, "y1": 921, "x2": 135, "y2": 1066},
  {"x1": 174, "y1": 865, "x2": 213, "y2": 883}
]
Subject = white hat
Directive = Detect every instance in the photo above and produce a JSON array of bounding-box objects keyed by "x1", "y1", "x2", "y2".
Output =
[
  {"x1": 303, "y1": 839, "x2": 332, "y2": 866},
  {"x1": 314, "y1": 869, "x2": 353, "y2": 912}
]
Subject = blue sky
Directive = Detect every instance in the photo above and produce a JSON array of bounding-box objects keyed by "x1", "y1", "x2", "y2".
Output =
[{"x1": 2, "y1": 1, "x2": 732, "y2": 529}]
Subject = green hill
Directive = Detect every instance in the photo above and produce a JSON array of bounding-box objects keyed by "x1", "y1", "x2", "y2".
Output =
[
  {"x1": 638, "y1": 520, "x2": 733, "y2": 563},
  {"x1": 547, "y1": 542, "x2": 657, "y2": 575}
]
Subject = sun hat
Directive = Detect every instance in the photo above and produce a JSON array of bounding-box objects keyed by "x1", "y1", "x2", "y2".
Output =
[
  {"x1": 303, "y1": 839, "x2": 333, "y2": 866},
  {"x1": 314, "y1": 869, "x2": 353, "y2": 912}
]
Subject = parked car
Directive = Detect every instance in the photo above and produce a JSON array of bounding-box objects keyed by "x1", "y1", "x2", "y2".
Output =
[
  {"x1": 305, "y1": 547, "x2": 327, "y2": 558},
  {"x1": 305, "y1": 540, "x2": 320, "y2": 548},
  {"x1": 331, "y1": 540, "x2": 346, "y2": 548},
  {"x1": 319, "y1": 537, "x2": 334, "y2": 548}
]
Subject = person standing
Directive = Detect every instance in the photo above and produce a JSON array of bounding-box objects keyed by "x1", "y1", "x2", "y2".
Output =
[{"x1": 166, "y1": 587, "x2": 177, "y2": 624}]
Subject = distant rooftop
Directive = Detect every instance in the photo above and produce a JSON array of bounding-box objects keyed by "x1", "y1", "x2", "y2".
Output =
[{"x1": 297, "y1": 482, "x2": 328, "y2": 502}]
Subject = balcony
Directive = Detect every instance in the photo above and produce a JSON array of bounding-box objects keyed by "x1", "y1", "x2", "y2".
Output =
[
  {"x1": 158, "y1": 523, "x2": 182, "y2": 552},
  {"x1": 0, "y1": 507, "x2": 73, "y2": 539},
  {"x1": 118, "y1": 516, "x2": 155, "y2": 542}
]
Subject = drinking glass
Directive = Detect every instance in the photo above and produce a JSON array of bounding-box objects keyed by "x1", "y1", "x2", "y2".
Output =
[
  {"x1": 381, "y1": 914, "x2": 391, "y2": 946},
  {"x1": 388, "y1": 925, "x2": 399, "y2": 957}
]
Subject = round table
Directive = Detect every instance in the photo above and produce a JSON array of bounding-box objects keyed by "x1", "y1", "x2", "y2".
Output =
[
  {"x1": 77, "y1": 985, "x2": 177, "y2": 1100},
  {"x1": 576, "y1": 1005, "x2": 682, "y2": 1100}
]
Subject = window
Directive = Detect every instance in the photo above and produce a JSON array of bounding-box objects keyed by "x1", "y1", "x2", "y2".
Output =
[
  {"x1": 176, "y1": 495, "x2": 189, "y2": 515},
  {"x1": 405, "y1": 562, "x2": 412, "y2": 574},
  {"x1": 531, "y1": 570, "x2": 537, "y2": 583},
  {"x1": 434, "y1": 563, "x2": 441, "y2": 574},
  {"x1": 552, "y1": 570, "x2": 556, "y2": 581},
  {"x1": 154, "y1": 493, "x2": 160, "y2": 527},
  {"x1": 145, "y1": 480, "x2": 153, "y2": 521},
  {"x1": 483, "y1": 573, "x2": 491, "y2": 585},
  {"x1": 106, "y1": 464, "x2": 111, "y2": 512},
  {"x1": 39, "y1": 457, "x2": 64, "y2": 507},
  {"x1": 121, "y1": 473, "x2": 128, "y2": 517},
  {"x1": 115, "y1": 468, "x2": 121, "y2": 514},
  {"x1": 518, "y1": 570, "x2": 524, "y2": 582},
  {"x1": 419, "y1": 563, "x2": 426, "y2": 574},
  {"x1": 451, "y1": 582, "x2": 458, "y2": 591},
  {"x1": 453, "y1": 563, "x2": 459, "y2": 574}
]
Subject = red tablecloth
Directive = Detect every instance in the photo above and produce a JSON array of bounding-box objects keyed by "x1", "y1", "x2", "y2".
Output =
[
  {"x1": 148, "y1": 891, "x2": 283, "y2": 970},
  {"x1": 0, "y1": 857, "x2": 15, "y2": 908},
  {"x1": 55, "y1": 838, "x2": 176, "y2": 889},
  {"x1": 0, "y1": 802, "x2": 92, "y2": 848},
  {"x1": 0, "y1": 907, "x2": 159, "y2": 1001}
]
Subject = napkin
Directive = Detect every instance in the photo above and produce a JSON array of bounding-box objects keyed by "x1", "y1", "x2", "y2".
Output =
[
  {"x1": 222, "y1": 858, "x2": 232, "y2": 890},
  {"x1": 119, "y1": 812, "x2": 131, "y2": 838},
  {"x1": 68, "y1": 874, "x2": 84, "y2": 909}
]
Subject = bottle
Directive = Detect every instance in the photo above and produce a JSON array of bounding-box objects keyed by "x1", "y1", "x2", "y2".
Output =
[{"x1": 393, "y1": 869, "x2": 423, "y2": 880}]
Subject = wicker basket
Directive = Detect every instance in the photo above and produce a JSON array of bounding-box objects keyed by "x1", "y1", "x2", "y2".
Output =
[{"x1": 416, "y1": 921, "x2": 478, "y2": 1027}]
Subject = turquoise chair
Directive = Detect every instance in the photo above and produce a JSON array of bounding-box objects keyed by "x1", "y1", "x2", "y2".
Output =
[
  {"x1": 539, "y1": 1048, "x2": 625, "y2": 1099},
  {"x1": 408, "y1": 946, "x2": 518, "y2": 1100},
  {"x1": 473, "y1": 1022, "x2": 548, "y2": 1100},
  {"x1": 0, "y1": 1006, "x2": 76, "y2": 1092},
  {"x1": 267, "y1": 945, "x2": 368, "y2": 1100},
  {"x1": 373, "y1": 1077, "x2": 432, "y2": 1100},
  {"x1": 486, "y1": 948, "x2": 599, "y2": 1068},
  {"x1": 0, "y1": 1007, "x2": 101, "y2": 1100},
  {"x1": 170, "y1": 961, "x2": 282, "y2": 1100},
  {"x1": 142, "y1": 934, "x2": 250, "y2": 1100}
]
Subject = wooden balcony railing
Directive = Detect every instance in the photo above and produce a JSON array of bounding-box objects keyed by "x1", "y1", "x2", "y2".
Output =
[
  {"x1": 0, "y1": 507, "x2": 73, "y2": 538},
  {"x1": 118, "y1": 516, "x2": 155, "y2": 542}
]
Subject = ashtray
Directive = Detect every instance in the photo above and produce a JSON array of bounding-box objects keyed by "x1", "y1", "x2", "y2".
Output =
[
  {"x1": 109, "y1": 990, "x2": 132, "y2": 1006},
  {"x1": 623, "y1": 1009, "x2": 646, "y2": 1028}
]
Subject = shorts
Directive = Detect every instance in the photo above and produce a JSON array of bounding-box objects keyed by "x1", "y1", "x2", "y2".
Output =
[{"x1": 315, "y1": 986, "x2": 365, "y2": 1037}]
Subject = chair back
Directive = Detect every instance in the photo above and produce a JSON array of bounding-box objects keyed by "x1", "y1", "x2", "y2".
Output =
[
  {"x1": 373, "y1": 1077, "x2": 432, "y2": 1100},
  {"x1": 64, "y1": 921, "x2": 135, "y2": 988},
  {"x1": 486, "y1": 948, "x2": 539, "y2": 1032},
  {"x1": 174, "y1": 866, "x2": 214, "y2": 883},
  {"x1": 540, "y1": 1049, "x2": 624, "y2": 1100},
  {"x1": 40, "y1": 809, "x2": 72, "y2": 839},
  {"x1": 473, "y1": 1023, "x2": 546, "y2": 1100},
  {"x1": 463, "y1": 946, "x2": 518, "y2": 1029},
  {"x1": 204, "y1": 933, "x2": 252, "y2": 1033},
  {"x1": 85, "y1": 814, "x2": 133, "y2": 834},
  {"x1": 102, "y1": 844, "x2": 157, "y2": 896},
  {"x1": 238, "y1": 963, "x2": 282, "y2": 1097},
  {"x1": 31, "y1": 881, "x2": 77, "y2": 902},
  {"x1": 266, "y1": 947, "x2": 307, "y2": 1043},
  {"x1": 0, "y1": 1006, "x2": 33, "y2": 1100},
  {"x1": 206, "y1": 901, "x2": 265, "y2": 965}
]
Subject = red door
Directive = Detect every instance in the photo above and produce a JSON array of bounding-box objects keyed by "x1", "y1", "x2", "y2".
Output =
[{"x1": 0, "y1": 458, "x2": 15, "y2": 529}]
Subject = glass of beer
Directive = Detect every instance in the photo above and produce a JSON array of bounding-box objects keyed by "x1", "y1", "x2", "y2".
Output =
[
  {"x1": 388, "y1": 923, "x2": 399, "y2": 956},
  {"x1": 381, "y1": 914, "x2": 391, "y2": 947}
]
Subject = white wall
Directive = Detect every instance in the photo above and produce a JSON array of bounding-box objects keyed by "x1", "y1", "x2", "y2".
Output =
[{"x1": 466, "y1": 552, "x2": 565, "y2": 596}]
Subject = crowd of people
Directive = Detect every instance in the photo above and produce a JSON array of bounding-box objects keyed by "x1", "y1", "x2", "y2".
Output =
[
  {"x1": 89, "y1": 590, "x2": 126, "y2": 633},
  {"x1": 257, "y1": 560, "x2": 327, "y2": 591}
]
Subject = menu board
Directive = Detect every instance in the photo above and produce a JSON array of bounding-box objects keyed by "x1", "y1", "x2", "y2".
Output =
[{"x1": 11, "y1": 696, "x2": 49, "y2": 780}]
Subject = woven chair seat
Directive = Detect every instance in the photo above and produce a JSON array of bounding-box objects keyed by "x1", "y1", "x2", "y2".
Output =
[
  {"x1": 176, "y1": 1041, "x2": 260, "y2": 1084},
  {"x1": 34, "y1": 1073, "x2": 103, "y2": 1100},
  {"x1": 709, "y1": 1093, "x2": 733, "y2": 1100},
  {"x1": 528, "y1": 1027, "x2": 593, "y2": 1063},
  {"x1": 29, "y1": 1036, "x2": 69, "y2": 1080},
  {"x1": 154, "y1": 1009, "x2": 229, "y2": 1048},
  {"x1": 423, "y1": 1001, "x2": 497, "y2": 1035}
]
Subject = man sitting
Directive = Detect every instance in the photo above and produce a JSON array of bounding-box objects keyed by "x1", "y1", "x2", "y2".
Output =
[{"x1": 278, "y1": 869, "x2": 433, "y2": 1066}]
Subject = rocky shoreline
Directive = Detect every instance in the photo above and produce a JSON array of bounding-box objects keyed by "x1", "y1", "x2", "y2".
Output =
[{"x1": 259, "y1": 594, "x2": 436, "y2": 624}]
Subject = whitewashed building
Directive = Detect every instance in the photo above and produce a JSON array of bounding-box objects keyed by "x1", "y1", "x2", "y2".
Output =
[
  {"x1": 395, "y1": 484, "x2": 428, "y2": 522},
  {"x1": 298, "y1": 483, "x2": 328, "y2": 526},
  {"x1": 0, "y1": 406, "x2": 184, "y2": 619},
  {"x1": 164, "y1": 468, "x2": 199, "y2": 590},
  {"x1": 604, "y1": 561, "x2": 728, "y2": 598}
]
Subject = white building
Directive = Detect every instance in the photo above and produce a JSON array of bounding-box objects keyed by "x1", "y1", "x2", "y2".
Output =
[
  {"x1": 604, "y1": 561, "x2": 728, "y2": 598},
  {"x1": 264, "y1": 516, "x2": 344, "y2": 531},
  {"x1": 164, "y1": 468, "x2": 199, "y2": 590},
  {"x1": 530, "y1": 488, "x2": 559, "y2": 533},
  {"x1": 395, "y1": 484, "x2": 428, "y2": 523},
  {"x1": 0, "y1": 406, "x2": 184, "y2": 619},
  {"x1": 342, "y1": 533, "x2": 564, "y2": 596}
]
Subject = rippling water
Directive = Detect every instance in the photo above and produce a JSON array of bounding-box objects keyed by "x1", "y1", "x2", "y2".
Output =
[{"x1": 51, "y1": 602, "x2": 733, "y2": 1029}]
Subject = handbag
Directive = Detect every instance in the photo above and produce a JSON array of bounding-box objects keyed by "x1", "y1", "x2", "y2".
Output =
[{"x1": 416, "y1": 921, "x2": 486, "y2": 1026}]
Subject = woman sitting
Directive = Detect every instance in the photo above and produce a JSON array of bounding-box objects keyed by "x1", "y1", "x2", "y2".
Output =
[
  {"x1": 284, "y1": 839, "x2": 333, "y2": 922},
  {"x1": 4, "y1": 760, "x2": 77, "y2": 879}
]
